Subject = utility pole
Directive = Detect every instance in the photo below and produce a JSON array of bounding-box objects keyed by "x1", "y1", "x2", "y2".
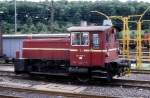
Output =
[
  {"x1": 50, "y1": 0, "x2": 54, "y2": 33},
  {"x1": 0, "y1": 11, "x2": 4, "y2": 57},
  {"x1": 14, "y1": 0, "x2": 17, "y2": 33}
]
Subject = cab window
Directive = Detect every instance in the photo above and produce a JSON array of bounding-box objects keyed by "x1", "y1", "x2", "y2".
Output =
[
  {"x1": 71, "y1": 32, "x2": 89, "y2": 46},
  {"x1": 92, "y1": 33, "x2": 99, "y2": 49}
]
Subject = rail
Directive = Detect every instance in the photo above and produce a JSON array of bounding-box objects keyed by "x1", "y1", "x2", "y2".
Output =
[
  {"x1": 0, "y1": 85, "x2": 117, "y2": 98},
  {"x1": 112, "y1": 79, "x2": 150, "y2": 89},
  {"x1": 131, "y1": 69, "x2": 150, "y2": 74},
  {"x1": 0, "y1": 94, "x2": 21, "y2": 98}
]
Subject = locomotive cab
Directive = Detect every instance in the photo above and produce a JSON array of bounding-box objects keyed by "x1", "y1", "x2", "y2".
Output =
[
  {"x1": 68, "y1": 26, "x2": 118, "y2": 67},
  {"x1": 68, "y1": 26, "x2": 130, "y2": 79}
]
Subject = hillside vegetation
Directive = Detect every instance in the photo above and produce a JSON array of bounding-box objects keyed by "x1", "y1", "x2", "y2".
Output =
[{"x1": 0, "y1": 0, "x2": 150, "y2": 34}]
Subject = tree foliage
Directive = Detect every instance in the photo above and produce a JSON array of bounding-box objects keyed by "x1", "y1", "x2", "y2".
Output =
[{"x1": 0, "y1": 0, "x2": 149, "y2": 34}]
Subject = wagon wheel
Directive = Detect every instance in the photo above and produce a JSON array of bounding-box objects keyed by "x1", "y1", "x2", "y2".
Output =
[{"x1": 76, "y1": 75, "x2": 90, "y2": 83}]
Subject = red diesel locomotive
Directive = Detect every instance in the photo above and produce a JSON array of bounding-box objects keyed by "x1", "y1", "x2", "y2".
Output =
[{"x1": 14, "y1": 25, "x2": 130, "y2": 81}]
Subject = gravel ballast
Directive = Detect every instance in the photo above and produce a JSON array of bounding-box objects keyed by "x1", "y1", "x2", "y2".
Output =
[
  {"x1": 0, "y1": 74, "x2": 149, "y2": 98},
  {"x1": 81, "y1": 86, "x2": 150, "y2": 98}
]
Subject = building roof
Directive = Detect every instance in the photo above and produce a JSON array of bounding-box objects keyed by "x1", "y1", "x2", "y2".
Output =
[{"x1": 67, "y1": 26, "x2": 112, "y2": 32}]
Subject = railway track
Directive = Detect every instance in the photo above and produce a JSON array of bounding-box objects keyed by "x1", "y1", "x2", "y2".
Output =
[
  {"x1": 0, "y1": 84, "x2": 116, "y2": 98},
  {"x1": 131, "y1": 69, "x2": 150, "y2": 74},
  {"x1": 0, "y1": 63, "x2": 13, "y2": 66},
  {"x1": 111, "y1": 79, "x2": 150, "y2": 89},
  {"x1": 0, "y1": 77, "x2": 149, "y2": 98},
  {"x1": 0, "y1": 70, "x2": 17, "y2": 77},
  {"x1": 0, "y1": 64, "x2": 149, "y2": 91},
  {"x1": 0, "y1": 70, "x2": 150, "y2": 90},
  {"x1": 118, "y1": 56, "x2": 150, "y2": 63},
  {"x1": 0, "y1": 94, "x2": 21, "y2": 98}
]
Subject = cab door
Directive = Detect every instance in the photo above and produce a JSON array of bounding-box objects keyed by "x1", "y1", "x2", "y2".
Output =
[
  {"x1": 70, "y1": 32, "x2": 90, "y2": 67},
  {"x1": 91, "y1": 32, "x2": 104, "y2": 66}
]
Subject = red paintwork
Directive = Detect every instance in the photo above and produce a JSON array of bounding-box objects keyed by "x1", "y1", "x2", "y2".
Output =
[
  {"x1": 90, "y1": 32, "x2": 105, "y2": 66},
  {"x1": 105, "y1": 30, "x2": 119, "y2": 62},
  {"x1": 70, "y1": 46, "x2": 91, "y2": 66},
  {"x1": 21, "y1": 27, "x2": 119, "y2": 68},
  {"x1": 23, "y1": 38, "x2": 70, "y2": 60}
]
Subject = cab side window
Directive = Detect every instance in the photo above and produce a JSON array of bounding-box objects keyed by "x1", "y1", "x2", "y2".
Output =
[
  {"x1": 92, "y1": 33, "x2": 99, "y2": 49},
  {"x1": 81, "y1": 33, "x2": 89, "y2": 45},
  {"x1": 71, "y1": 32, "x2": 89, "y2": 46},
  {"x1": 72, "y1": 33, "x2": 80, "y2": 45}
]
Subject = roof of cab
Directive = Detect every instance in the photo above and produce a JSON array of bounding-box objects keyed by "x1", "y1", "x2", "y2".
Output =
[{"x1": 67, "y1": 26, "x2": 112, "y2": 32}]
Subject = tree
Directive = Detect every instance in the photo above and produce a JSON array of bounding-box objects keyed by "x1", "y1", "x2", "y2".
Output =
[
  {"x1": 0, "y1": 0, "x2": 150, "y2": 34},
  {"x1": 36, "y1": 22, "x2": 48, "y2": 33}
]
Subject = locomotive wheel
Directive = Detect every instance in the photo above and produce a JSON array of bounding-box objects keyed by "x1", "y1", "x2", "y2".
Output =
[
  {"x1": 107, "y1": 72, "x2": 113, "y2": 82},
  {"x1": 76, "y1": 75, "x2": 90, "y2": 83}
]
